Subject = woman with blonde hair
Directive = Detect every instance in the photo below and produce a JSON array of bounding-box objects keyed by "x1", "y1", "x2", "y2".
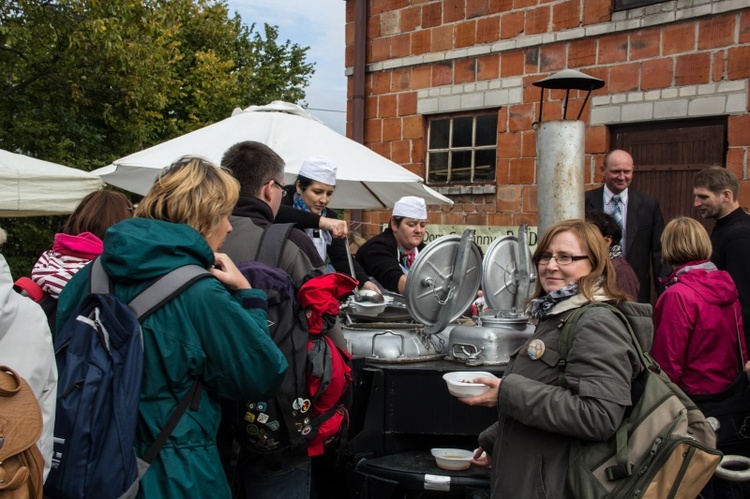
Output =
[
  {"x1": 652, "y1": 217, "x2": 745, "y2": 498},
  {"x1": 57, "y1": 156, "x2": 287, "y2": 498},
  {"x1": 461, "y1": 219, "x2": 652, "y2": 498}
]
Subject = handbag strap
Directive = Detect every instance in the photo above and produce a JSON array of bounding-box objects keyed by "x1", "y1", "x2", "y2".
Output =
[{"x1": 735, "y1": 303, "x2": 746, "y2": 369}]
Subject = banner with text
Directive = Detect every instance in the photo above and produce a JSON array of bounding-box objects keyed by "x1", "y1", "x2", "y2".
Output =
[{"x1": 423, "y1": 225, "x2": 539, "y2": 253}]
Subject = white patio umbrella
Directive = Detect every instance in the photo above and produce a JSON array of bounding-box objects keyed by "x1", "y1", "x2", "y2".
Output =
[
  {"x1": 0, "y1": 149, "x2": 103, "y2": 217},
  {"x1": 93, "y1": 101, "x2": 452, "y2": 209}
]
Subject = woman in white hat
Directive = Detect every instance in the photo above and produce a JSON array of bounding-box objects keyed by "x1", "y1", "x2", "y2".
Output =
[
  {"x1": 275, "y1": 155, "x2": 379, "y2": 292},
  {"x1": 355, "y1": 196, "x2": 428, "y2": 294}
]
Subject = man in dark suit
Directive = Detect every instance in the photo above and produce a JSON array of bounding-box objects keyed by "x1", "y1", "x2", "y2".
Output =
[{"x1": 585, "y1": 149, "x2": 667, "y2": 303}]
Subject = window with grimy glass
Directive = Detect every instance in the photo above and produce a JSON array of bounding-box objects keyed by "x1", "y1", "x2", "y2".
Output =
[{"x1": 427, "y1": 112, "x2": 497, "y2": 184}]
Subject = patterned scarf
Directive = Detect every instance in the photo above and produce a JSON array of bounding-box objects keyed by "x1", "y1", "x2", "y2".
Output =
[
  {"x1": 293, "y1": 192, "x2": 327, "y2": 218},
  {"x1": 609, "y1": 244, "x2": 622, "y2": 259},
  {"x1": 529, "y1": 281, "x2": 581, "y2": 319},
  {"x1": 398, "y1": 245, "x2": 416, "y2": 270}
]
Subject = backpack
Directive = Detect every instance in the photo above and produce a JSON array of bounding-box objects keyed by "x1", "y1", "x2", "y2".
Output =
[
  {"x1": 45, "y1": 258, "x2": 212, "y2": 499},
  {"x1": 225, "y1": 224, "x2": 354, "y2": 463},
  {"x1": 559, "y1": 303, "x2": 722, "y2": 498},
  {"x1": 0, "y1": 366, "x2": 44, "y2": 499}
]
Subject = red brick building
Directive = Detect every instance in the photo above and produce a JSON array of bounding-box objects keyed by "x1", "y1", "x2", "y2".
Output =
[{"x1": 344, "y1": 0, "x2": 750, "y2": 235}]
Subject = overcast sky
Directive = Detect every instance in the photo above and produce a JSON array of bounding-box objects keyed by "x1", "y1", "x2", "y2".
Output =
[{"x1": 226, "y1": 1, "x2": 348, "y2": 135}]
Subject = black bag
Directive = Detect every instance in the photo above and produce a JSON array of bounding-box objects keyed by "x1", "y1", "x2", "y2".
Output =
[
  {"x1": 690, "y1": 302, "x2": 750, "y2": 456},
  {"x1": 692, "y1": 373, "x2": 750, "y2": 455}
]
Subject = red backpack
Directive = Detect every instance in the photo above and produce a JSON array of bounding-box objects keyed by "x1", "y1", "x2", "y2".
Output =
[{"x1": 298, "y1": 273, "x2": 356, "y2": 456}]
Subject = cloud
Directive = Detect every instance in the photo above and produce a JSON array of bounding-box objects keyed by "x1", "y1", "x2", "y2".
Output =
[{"x1": 226, "y1": 0, "x2": 347, "y2": 134}]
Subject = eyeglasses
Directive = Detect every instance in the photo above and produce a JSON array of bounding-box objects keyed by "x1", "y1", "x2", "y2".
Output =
[
  {"x1": 535, "y1": 254, "x2": 589, "y2": 266},
  {"x1": 270, "y1": 179, "x2": 287, "y2": 197}
]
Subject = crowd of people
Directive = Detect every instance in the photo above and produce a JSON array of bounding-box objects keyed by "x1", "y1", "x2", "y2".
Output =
[{"x1": 1, "y1": 144, "x2": 749, "y2": 498}]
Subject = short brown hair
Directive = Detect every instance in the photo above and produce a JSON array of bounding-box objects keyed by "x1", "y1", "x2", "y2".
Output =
[
  {"x1": 693, "y1": 166, "x2": 738, "y2": 199},
  {"x1": 135, "y1": 156, "x2": 239, "y2": 239},
  {"x1": 531, "y1": 219, "x2": 628, "y2": 303},
  {"x1": 221, "y1": 141, "x2": 285, "y2": 198},
  {"x1": 661, "y1": 217, "x2": 712, "y2": 266},
  {"x1": 64, "y1": 190, "x2": 134, "y2": 240}
]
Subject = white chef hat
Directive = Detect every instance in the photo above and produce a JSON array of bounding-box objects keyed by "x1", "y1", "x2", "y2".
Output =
[
  {"x1": 392, "y1": 196, "x2": 427, "y2": 220},
  {"x1": 299, "y1": 156, "x2": 337, "y2": 186}
]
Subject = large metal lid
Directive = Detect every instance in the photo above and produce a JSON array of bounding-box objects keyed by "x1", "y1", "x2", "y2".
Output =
[
  {"x1": 482, "y1": 228, "x2": 536, "y2": 311},
  {"x1": 404, "y1": 231, "x2": 482, "y2": 329}
]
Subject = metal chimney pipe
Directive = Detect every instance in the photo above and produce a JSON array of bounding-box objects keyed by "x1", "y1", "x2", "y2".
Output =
[{"x1": 536, "y1": 121, "x2": 585, "y2": 236}]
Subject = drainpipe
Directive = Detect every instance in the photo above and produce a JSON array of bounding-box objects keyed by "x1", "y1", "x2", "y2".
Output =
[{"x1": 350, "y1": 0, "x2": 367, "y2": 228}]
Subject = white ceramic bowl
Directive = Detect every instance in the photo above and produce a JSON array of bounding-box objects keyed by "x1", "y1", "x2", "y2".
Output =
[
  {"x1": 430, "y1": 448, "x2": 474, "y2": 470},
  {"x1": 442, "y1": 371, "x2": 498, "y2": 398}
]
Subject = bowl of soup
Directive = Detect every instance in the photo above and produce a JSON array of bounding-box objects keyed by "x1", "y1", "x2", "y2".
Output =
[
  {"x1": 442, "y1": 371, "x2": 497, "y2": 398},
  {"x1": 430, "y1": 448, "x2": 474, "y2": 470}
]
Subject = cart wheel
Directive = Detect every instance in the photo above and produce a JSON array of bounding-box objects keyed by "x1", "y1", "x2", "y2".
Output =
[{"x1": 715, "y1": 455, "x2": 750, "y2": 482}]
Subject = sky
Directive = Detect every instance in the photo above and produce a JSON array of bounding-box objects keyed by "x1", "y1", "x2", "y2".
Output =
[{"x1": 226, "y1": 1, "x2": 348, "y2": 135}]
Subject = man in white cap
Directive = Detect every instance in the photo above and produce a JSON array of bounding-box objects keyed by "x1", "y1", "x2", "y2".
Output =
[{"x1": 355, "y1": 196, "x2": 428, "y2": 294}]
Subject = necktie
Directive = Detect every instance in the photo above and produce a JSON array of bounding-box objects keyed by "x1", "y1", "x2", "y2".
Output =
[{"x1": 610, "y1": 195, "x2": 625, "y2": 254}]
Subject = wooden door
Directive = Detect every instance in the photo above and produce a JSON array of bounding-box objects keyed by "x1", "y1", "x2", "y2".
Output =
[{"x1": 611, "y1": 117, "x2": 727, "y2": 232}]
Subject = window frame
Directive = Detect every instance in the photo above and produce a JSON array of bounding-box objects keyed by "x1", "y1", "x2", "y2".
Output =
[
  {"x1": 426, "y1": 111, "x2": 498, "y2": 185},
  {"x1": 613, "y1": 0, "x2": 666, "y2": 12}
]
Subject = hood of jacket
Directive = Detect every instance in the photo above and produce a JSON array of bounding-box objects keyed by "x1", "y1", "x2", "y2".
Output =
[
  {"x1": 665, "y1": 260, "x2": 738, "y2": 307},
  {"x1": 52, "y1": 232, "x2": 103, "y2": 260},
  {"x1": 99, "y1": 218, "x2": 214, "y2": 283}
]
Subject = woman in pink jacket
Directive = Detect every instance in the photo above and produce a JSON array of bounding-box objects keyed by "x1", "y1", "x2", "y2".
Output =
[
  {"x1": 31, "y1": 190, "x2": 134, "y2": 299},
  {"x1": 653, "y1": 217, "x2": 746, "y2": 499}
]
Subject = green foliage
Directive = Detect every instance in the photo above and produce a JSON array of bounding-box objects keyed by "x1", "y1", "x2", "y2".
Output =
[{"x1": 0, "y1": 0, "x2": 315, "y2": 277}]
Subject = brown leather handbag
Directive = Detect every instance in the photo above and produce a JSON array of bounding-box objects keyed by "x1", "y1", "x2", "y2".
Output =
[{"x1": 0, "y1": 366, "x2": 44, "y2": 499}]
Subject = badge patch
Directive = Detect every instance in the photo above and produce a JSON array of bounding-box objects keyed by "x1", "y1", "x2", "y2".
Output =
[{"x1": 527, "y1": 339, "x2": 546, "y2": 360}]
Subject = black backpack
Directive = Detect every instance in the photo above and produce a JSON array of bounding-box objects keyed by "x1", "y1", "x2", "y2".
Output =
[{"x1": 219, "y1": 224, "x2": 352, "y2": 477}]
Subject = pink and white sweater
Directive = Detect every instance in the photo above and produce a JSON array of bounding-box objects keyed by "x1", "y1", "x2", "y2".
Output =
[{"x1": 31, "y1": 232, "x2": 103, "y2": 299}]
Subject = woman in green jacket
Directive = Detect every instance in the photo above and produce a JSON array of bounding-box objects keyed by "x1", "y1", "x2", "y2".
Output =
[{"x1": 57, "y1": 157, "x2": 287, "y2": 498}]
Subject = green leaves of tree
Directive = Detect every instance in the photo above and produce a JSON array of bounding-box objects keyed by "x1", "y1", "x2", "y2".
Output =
[
  {"x1": 0, "y1": 0, "x2": 315, "y2": 277},
  {"x1": 0, "y1": 0, "x2": 314, "y2": 169}
]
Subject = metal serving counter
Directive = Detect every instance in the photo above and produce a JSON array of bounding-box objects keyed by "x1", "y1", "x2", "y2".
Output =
[{"x1": 312, "y1": 229, "x2": 534, "y2": 498}]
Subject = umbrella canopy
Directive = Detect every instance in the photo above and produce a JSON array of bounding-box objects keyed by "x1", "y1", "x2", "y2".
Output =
[
  {"x1": 0, "y1": 149, "x2": 103, "y2": 217},
  {"x1": 93, "y1": 101, "x2": 452, "y2": 209}
]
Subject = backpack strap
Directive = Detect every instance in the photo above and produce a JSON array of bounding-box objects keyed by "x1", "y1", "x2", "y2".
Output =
[
  {"x1": 89, "y1": 258, "x2": 213, "y2": 321},
  {"x1": 128, "y1": 265, "x2": 213, "y2": 321},
  {"x1": 141, "y1": 380, "x2": 203, "y2": 464},
  {"x1": 255, "y1": 223, "x2": 295, "y2": 268},
  {"x1": 90, "y1": 257, "x2": 113, "y2": 294}
]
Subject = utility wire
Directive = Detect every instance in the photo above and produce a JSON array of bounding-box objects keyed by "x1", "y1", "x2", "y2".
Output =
[{"x1": 306, "y1": 107, "x2": 346, "y2": 114}]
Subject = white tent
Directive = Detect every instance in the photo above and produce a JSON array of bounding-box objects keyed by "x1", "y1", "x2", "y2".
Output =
[
  {"x1": 0, "y1": 149, "x2": 103, "y2": 217},
  {"x1": 93, "y1": 101, "x2": 452, "y2": 209}
]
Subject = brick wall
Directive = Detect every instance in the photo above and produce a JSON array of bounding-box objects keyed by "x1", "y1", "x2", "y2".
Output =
[{"x1": 345, "y1": 0, "x2": 750, "y2": 235}]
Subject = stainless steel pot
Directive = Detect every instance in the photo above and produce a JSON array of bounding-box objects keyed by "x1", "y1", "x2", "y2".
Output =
[{"x1": 446, "y1": 311, "x2": 534, "y2": 366}]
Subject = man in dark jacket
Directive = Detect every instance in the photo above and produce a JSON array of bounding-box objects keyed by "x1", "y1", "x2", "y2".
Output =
[
  {"x1": 356, "y1": 196, "x2": 427, "y2": 294},
  {"x1": 218, "y1": 140, "x2": 340, "y2": 499},
  {"x1": 585, "y1": 149, "x2": 667, "y2": 303},
  {"x1": 693, "y1": 166, "x2": 750, "y2": 348}
]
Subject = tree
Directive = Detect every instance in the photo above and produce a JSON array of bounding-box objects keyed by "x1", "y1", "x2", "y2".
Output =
[{"x1": 0, "y1": 0, "x2": 315, "y2": 277}]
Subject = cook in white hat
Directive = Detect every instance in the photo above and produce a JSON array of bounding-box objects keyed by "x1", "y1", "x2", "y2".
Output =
[
  {"x1": 353, "y1": 196, "x2": 429, "y2": 295},
  {"x1": 292, "y1": 156, "x2": 340, "y2": 262}
]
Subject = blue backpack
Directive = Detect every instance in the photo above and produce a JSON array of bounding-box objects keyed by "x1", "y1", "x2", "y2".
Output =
[{"x1": 45, "y1": 258, "x2": 211, "y2": 499}]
